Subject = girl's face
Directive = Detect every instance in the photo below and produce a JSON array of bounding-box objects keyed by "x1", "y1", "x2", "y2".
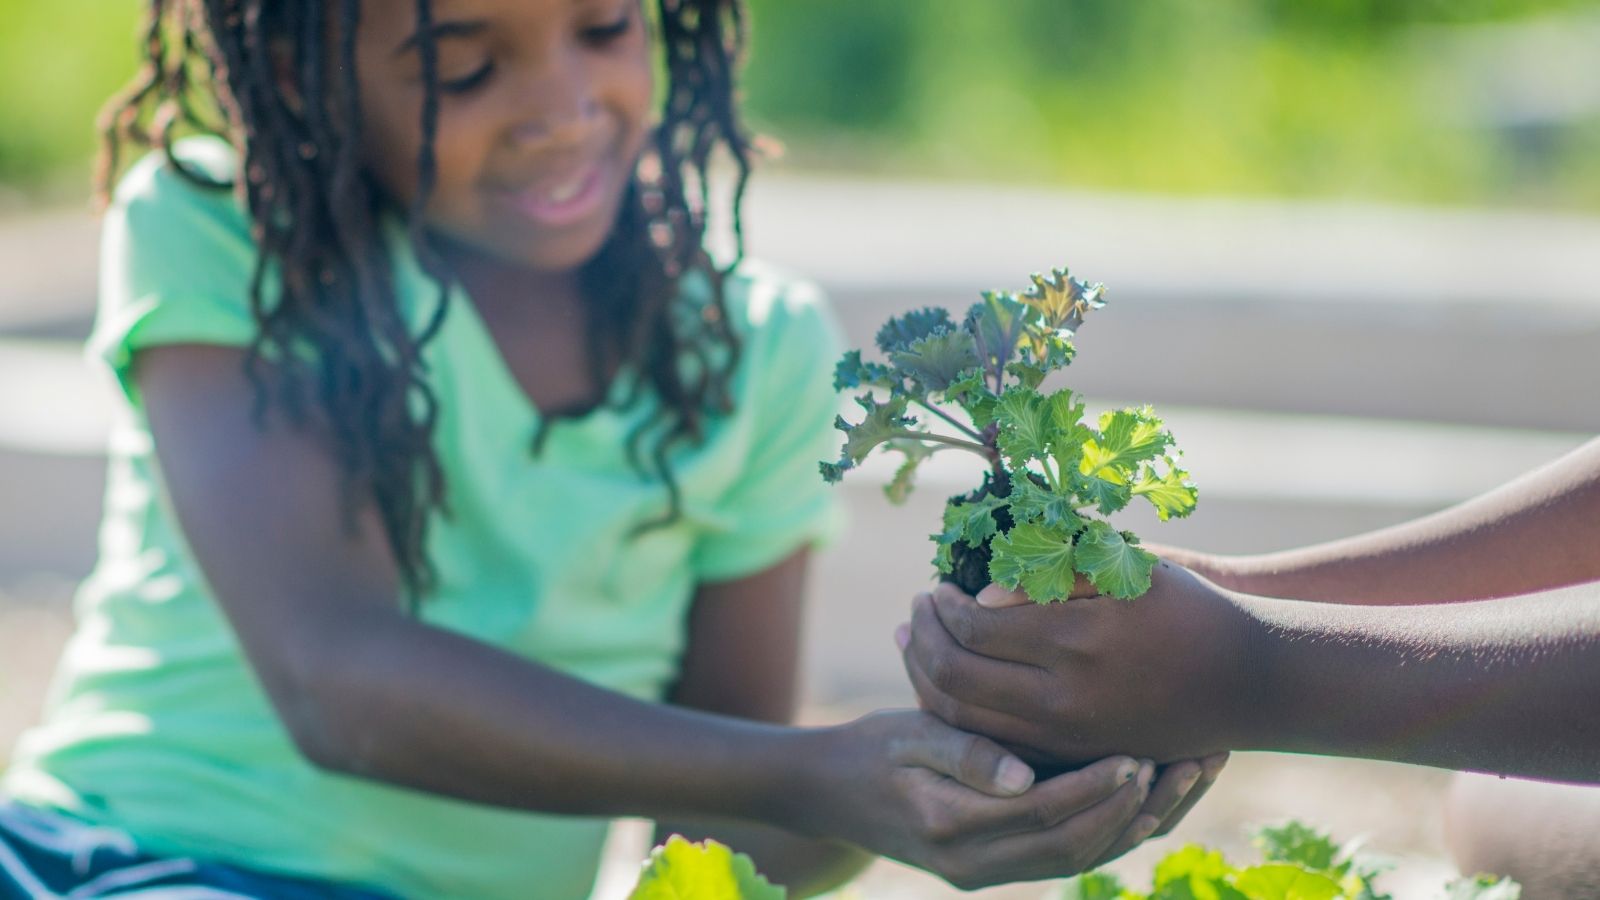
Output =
[{"x1": 354, "y1": 0, "x2": 654, "y2": 274}]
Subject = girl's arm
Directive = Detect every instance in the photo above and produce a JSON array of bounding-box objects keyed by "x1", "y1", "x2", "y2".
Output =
[
  {"x1": 904, "y1": 571, "x2": 1600, "y2": 782},
  {"x1": 136, "y1": 344, "x2": 1153, "y2": 890},
  {"x1": 1159, "y1": 436, "x2": 1600, "y2": 605},
  {"x1": 650, "y1": 551, "x2": 870, "y2": 896}
]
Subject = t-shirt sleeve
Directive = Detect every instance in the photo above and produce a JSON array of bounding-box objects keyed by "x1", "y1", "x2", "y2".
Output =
[
  {"x1": 88, "y1": 140, "x2": 260, "y2": 407},
  {"x1": 691, "y1": 275, "x2": 847, "y2": 583}
]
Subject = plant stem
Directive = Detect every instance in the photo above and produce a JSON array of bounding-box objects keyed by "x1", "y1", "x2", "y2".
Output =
[
  {"x1": 1041, "y1": 458, "x2": 1062, "y2": 493},
  {"x1": 913, "y1": 399, "x2": 985, "y2": 442},
  {"x1": 888, "y1": 430, "x2": 998, "y2": 462}
]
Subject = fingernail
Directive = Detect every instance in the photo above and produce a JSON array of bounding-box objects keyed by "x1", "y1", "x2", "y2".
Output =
[
  {"x1": 1178, "y1": 768, "x2": 1202, "y2": 793},
  {"x1": 1137, "y1": 761, "x2": 1155, "y2": 791},
  {"x1": 1116, "y1": 759, "x2": 1139, "y2": 783},
  {"x1": 894, "y1": 623, "x2": 910, "y2": 651},
  {"x1": 1133, "y1": 814, "x2": 1160, "y2": 839},
  {"x1": 996, "y1": 757, "x2": 1035, "y2": 795},
  {"x1": 1202, "y1": 752, "x2": 1230, "y2": 777}
]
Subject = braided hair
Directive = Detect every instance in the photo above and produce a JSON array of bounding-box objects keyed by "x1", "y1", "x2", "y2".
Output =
[{"x1": 97, "y1": 0, "x2": 753, "y2": 603}]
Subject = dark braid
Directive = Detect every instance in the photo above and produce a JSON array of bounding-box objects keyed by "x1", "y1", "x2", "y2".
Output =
[{"x1": 96, "y1": 0, "x2": 753, "y2": 603}]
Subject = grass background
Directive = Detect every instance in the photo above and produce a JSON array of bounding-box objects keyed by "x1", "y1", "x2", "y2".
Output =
[{"x1": 3, "y1": 0, "x2": 1598, "y2": 208}]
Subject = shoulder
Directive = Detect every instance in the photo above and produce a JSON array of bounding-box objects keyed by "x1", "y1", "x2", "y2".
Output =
[
  {"x1": 714, "y1": 259, "x2": 840, "y2": 356},
  {"x1": 108, "y1": 135, "x2": 250, "y2": 243}
]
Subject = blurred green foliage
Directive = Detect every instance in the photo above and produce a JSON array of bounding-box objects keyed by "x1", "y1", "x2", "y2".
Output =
[{"x1": 2, "y1": 0, "x2": 1597, "y2": 209}]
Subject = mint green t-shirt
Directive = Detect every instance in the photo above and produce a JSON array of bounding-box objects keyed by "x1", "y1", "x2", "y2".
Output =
[{"x1": 2, "y1": 137, "x2": 843, "y2": 900}]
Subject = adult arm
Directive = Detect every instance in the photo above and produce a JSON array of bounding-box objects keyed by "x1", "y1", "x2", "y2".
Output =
[
  {"x1": 1159, "y1": 436, "x2": 1600, "y2": 604},
  {"x1": 136, "y1": 344, "x2": 1153, "y2": 889},
  {"x1": 904, "y1": 571, "x2": 1600, "y2": 782}
]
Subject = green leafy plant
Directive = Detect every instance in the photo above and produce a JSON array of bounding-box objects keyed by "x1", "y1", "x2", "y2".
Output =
[
  {"x1": 629, "y1": 836, "x2": 785, "y2": 900},
  {"x1": 821, "y1": 266, "x2": 1197, "y2": 601},
  {"x1": 1061, "y1": 821, "x2": 1521, "y2": 900}
]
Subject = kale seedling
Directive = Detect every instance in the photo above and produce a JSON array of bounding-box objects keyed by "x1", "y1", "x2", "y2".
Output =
[{"x1": 820, "y1": 267, "x2": 1197, "y2": 601}]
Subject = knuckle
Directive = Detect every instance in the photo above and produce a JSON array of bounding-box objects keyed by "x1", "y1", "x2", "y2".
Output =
[
  {"x1": 926, "y1": 651, "x2": 959, "y2": 693},
  {"x1": 919, "y1": 806, "x2": 959, "y2": 844},
  {"x1": 1027, "y1": 795, "x2": 1064, "y2": 830},
  {"x1": 956, "y1": 733, "x2": 989, "y2": 781},
  {"x1": 946, "y1": 609, "x2": 979, "y2": 648}
]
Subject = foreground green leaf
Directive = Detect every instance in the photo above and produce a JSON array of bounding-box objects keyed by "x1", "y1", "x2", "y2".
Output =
[
  {"x1": 630, "y1": 836, "x2": 784, "y2": 900},
  {"x1": 1232, "y1": 865, "x2": 1344, "y2": 900}
]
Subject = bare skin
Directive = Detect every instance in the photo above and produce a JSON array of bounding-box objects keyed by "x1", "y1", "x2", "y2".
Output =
[
  {"x1": 138, "y1": 343, "x2": 1172, "y2": 893},
  {"x1": 903, "y1": 437, "x2": 1600, "y2": 893}
]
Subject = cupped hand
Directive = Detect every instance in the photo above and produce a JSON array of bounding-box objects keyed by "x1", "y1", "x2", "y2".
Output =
[
  {"x1": 790, "y1": 710, "x2": 1155, "y2": 890},
  {"x1": 899, "y1": 566, "x2": 1256, "y2": 769}
]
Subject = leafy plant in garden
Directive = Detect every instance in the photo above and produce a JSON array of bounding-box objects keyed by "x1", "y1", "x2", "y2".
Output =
[
  {"x1": 820, "y1": 266, "x2": 1197, "y2": 601},
  {"x1": 1060, "y1": 821, "x2": 1521, "y2": 900}
]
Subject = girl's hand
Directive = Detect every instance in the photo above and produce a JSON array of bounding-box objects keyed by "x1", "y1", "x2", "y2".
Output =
[
  {"x1": 790, "y1": 711, "x2": 1152, "y2": 890},
  {"x1": 900, "y1": 567, "x2": 1256, "y2": 767}
]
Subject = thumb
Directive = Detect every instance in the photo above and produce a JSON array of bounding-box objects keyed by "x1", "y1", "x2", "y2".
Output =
[
  {"x1": 976, "y1": 583, "x2": 1031, "y2": 608},
  {"x1": 911, "y1": 718, "x2": 1035, "y2": 797}
]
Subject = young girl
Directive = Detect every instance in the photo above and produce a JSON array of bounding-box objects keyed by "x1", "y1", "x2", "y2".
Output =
[{"x1": 0, "y1": 1, "x2": 1203, "y2": 896}]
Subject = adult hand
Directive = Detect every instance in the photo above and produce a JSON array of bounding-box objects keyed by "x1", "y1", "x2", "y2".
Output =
[
  {"x1": 790, "y1": 710, "x2": 1153, "y2": 890},
  {"x1": 900, "y1": 565, "x2": 1256, "y2": 768}
]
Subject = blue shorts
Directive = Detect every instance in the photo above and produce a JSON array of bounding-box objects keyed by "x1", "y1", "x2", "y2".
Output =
[{"x1": 0, "y1": 802, "x2": 395, "y2": 899}]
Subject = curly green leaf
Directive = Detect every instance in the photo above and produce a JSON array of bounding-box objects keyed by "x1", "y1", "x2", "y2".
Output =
[
  {"x1": 875, "y1": 307, "x2": 955, "y2": 355},
  {"x1": 629, "y1": 836, "x2": 785, "y2": 900},
  {"x1": 1132, "y1": 461, "x2": 1199, "y2": 521},
  {"x1": 1080, "y1": 406, "x2": 1173, "y2": 484},
  {"x1": 890, "y1": 328, "x2": 982, "y2": 393},
  {"x1": 1020, "y1": 266, "x2": 1106, "y2": 336},
  {"x1": 832, "y1": 349, "x2": 896, "y2": 392},
  {"x1": 989, "y1": 521, "x2": 1081, "y2": 603},
  {"x1": 966, "y1": 290, "x2": 1032, "y2": 372},
  {"x1": 1007, "y1": 476, "x2": 1085, "y2": 532},
  {"x1": 1074, "y1": 520, "x2": 1157, "y2": 600}
]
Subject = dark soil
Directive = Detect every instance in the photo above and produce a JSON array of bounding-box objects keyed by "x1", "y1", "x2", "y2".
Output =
[{"x1": 942, "y1": 469, "x2": 1013, "y2": 596}]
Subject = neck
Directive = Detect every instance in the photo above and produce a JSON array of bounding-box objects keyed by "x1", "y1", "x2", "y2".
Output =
[{"x1": 434, "y1": 236, "x2": 585, "y2": 321}]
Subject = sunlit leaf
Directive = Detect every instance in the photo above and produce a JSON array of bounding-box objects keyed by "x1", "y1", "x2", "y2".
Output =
[
  {"x1": 629, "y1": 836, "x2": 785, "y2": 900},
  {"x1": 1075, "y1": 521, "x2": 1157, "y2": 600},
  {"x1": 1132, "y1": 462, "x2": 1199, "y2": 521}
]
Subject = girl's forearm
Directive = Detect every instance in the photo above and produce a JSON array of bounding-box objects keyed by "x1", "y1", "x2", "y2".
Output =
[
  {"x1": 1231, "y1": 581, "x2": 1600, "y2": 781},
  {"x1": 1213, "y1": 436, "x2": 1600, "y2": 605},
  {"x1": 277, "y1": 606, "x2": 818, "y2": 827}
]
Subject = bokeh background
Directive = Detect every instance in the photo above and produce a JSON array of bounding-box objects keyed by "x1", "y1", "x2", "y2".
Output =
[{"x1": 2, "y1": 2, "x2": 1598, "y2": 897}]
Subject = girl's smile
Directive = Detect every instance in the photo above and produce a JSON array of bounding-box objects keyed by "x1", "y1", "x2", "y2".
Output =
[
  {"x1": 354, "y1": 0, "x2": 654, "y2": 273},
  {"x1": 493, "y1": 157, "x2": 614, "y2": 228}
]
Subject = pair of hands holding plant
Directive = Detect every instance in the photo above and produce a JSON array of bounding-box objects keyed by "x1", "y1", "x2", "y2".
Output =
[{"x1": 839, "y1": 564, "x2": 1232, "y2": 888}]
